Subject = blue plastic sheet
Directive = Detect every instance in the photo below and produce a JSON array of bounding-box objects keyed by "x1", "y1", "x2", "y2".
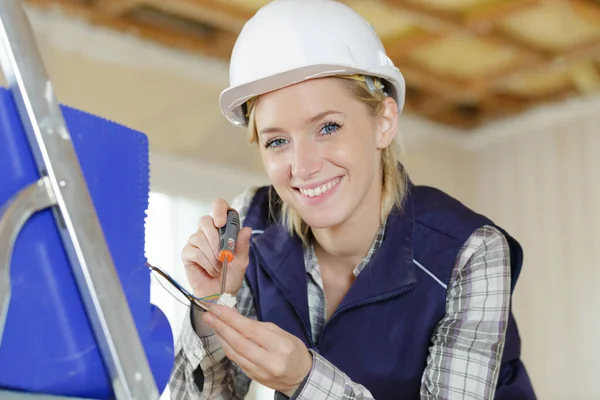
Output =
[{"x1": 0, "y1": 87, "x2": 174, "y2": 399}]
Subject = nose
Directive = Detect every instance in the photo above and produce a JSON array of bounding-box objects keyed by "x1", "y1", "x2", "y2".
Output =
[{"x1": 291, "y1": 139, "x2": 321, "y2": 180}]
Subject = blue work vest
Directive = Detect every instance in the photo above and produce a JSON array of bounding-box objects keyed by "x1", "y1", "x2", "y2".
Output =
[{"x1": 243, "y1": 183, "x2": 536, "y2": 399}]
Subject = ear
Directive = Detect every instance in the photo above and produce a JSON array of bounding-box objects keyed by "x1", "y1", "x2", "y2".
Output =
[{"x1": 375, "y1": 97, "x2": 399, "y2": 149}]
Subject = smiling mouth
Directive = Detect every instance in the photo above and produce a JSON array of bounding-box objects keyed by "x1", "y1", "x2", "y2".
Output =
[{"x1": 298, "y1": 177, "x2": 342, "y2": 198}]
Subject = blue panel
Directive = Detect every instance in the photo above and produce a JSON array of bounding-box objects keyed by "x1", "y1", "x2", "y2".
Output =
[{"x1": 0, "y1": 87, "x2": 174, "y2": 399}]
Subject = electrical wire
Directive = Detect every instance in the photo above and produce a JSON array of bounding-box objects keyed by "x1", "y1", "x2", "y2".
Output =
[
  {"x1": 150, "y1": 270, "x2": 200, "y2": 310},
  {"x1": 146, "y1": 262, "x2": 220, "y2": 311}
]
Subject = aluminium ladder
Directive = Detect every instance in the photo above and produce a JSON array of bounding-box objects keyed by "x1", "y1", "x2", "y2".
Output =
[{"x1": 0, "y1": 1, "x2": 160, "y2": 398}]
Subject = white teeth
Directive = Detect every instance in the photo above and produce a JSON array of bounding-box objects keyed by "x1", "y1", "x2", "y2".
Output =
[{"x1": 299, "y1": 177, "x2": 341, "y2": 198}]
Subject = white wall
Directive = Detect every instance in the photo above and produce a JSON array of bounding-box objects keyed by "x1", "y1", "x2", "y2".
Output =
[
  {"x1": 403, "y1": 96, "x2": 600, "y2": 400},
  {"x1": 461, "y1": 99, "x2": 600, "y2": 400}
]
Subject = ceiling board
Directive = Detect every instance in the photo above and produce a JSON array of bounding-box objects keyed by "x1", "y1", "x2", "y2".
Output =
[
  {"x1": 502, "y1": 69, "x2": 573, "y2": 97},
  {"x1": 23, "y1": 0, "x2": 600, "y2": 130},
  {"x1": 408, "y1": 35, "x2": 519, "y2": 78},
  {"x1": 408, "y1": 0, "x2": 497, "y2": 12},
  {"x1": 345, "y1": 0, "x2": 419, "y2": 40},
  {"x1": 210, "y1": 0, "x2": 271, "y2": 13},
  {"x1": 499, "y1": 2, "x2": 600, "y2": 51}
]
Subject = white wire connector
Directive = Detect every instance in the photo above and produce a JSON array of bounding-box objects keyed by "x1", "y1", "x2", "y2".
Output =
[{"x1": 217, "y1": 293, "x2": 237, "y2": 308}]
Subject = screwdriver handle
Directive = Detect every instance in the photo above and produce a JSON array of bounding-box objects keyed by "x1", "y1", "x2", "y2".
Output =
[{"x1": 218, "y1": 209, "x2": 240, "y2": 264}]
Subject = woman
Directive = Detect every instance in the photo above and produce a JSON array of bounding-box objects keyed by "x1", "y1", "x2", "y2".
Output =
[{"x1": 168, "y1": 1, "x2": 536, "y2": 399}]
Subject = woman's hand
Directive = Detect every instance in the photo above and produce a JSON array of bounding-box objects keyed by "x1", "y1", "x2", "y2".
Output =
[
  {"x1": 202, "y1": 304, "x2": 313, "y2": 397},
  {"x1": 181, "y1": 198, "x2": 253, "y2": 299}
]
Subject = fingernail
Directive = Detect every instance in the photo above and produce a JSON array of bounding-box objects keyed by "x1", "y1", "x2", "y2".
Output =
[
  {"x1": 203, "y1": 313, "x2": 214, "y2": 324},
  {"x1": 209, "y1": 305, "x2": 221, "y2": 316}
]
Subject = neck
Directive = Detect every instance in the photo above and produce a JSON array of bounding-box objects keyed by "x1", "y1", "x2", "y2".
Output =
[{"x1": 311, "y1": 184, "x2": 383, "y2": 271}]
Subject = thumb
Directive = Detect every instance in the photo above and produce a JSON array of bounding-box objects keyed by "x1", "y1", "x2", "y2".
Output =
[
  {"x1": 233, "y1": 226, "x2": 252, "y2": 267},
  {"x1": 226, "y1": 227, "x2": 252, "y2": 294}
]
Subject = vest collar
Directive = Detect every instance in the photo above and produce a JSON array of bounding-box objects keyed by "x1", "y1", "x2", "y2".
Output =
[{"x1": 250, "y1": 189, "x2": 417, "y2": 324}]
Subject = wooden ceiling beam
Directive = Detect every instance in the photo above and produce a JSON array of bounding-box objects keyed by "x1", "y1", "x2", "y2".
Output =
[
  {"x1": 397, "y1": 62, "x2": 483, "y2": 101},
  {"x1": 134, "y1": 0, "x2": 250, "y2": 33},
  {"x1": 95, "y1": 0, "x2": 143, "y2": 16},
  {"x1": 419, "y1": 88, "x2": 572, "y2": 129},
  {"x1": 484, "y1": 41, "x2": 600, "y2": 92},
  {"x1": 382, "y1": 0, "x2": 548, "y2": 59},
  {"x1": 384, "y1": 31, "x2": 443, "y2": 60},
  {"x1": 27, "y1": 0, "x2": 103, "y2": 22},
  {"x1": 26, "y1": 0, "x2": 237, "y2": 60},
  {"x1": 569, "y1": 0, "x2": 600, "y2": 25},
  {"x1": 567, "y1": 60, "x2": 600, "y2": 94},
  {"x1": 463, "y1": 0, "x2": 540, "y2": 29}
]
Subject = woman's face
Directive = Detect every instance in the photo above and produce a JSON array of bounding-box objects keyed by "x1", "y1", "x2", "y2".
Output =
[{"x1": 254, "y1": 77, "x2": 398, "y2": 230}]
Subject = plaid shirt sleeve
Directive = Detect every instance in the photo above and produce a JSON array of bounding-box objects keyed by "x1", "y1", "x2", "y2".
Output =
[
  {"x1": 287, "y1": 225, "x2": 511, "y2": 400},
  {"x1": 168, "y1": 187, "x2": 260, "y2": 400}
]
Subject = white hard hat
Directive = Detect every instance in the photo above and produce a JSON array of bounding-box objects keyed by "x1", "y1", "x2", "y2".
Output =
[{"x1": 219, "y1": 0, "x2": 406, "y2": 127}]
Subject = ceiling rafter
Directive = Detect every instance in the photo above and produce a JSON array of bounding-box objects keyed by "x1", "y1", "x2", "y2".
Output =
[
  {"x1": 132, "y1": 0, "x2": 250, "y2": 33},
  {"x1": 22, "y1": 0, "x2": 600, "y2": 130},
  {"x1": 481, "y1": 40, "x2": 600, "y2": 93},
  {"x1": 94, "y1": 0, "x2": 142, "y2": 16},
  {"x1": 381, "y1": 0, "x2": 549, "y2": 58}
]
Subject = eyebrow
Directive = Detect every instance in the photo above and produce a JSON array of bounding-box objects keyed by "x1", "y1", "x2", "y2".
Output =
[{"x1": 258, "y1": 110, "x2": 346, "y2": 135}]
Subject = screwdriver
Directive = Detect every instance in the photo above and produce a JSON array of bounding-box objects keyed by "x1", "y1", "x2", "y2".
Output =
[{"x1": 218, "y1": 209, "x2": 240, "y2": 294}]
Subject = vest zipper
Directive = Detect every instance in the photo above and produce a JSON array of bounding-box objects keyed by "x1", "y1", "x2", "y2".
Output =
[
  {"x1": 252, "y1": 247, "x2": 316, "y2": 348},
  {"x1": 317, "y1": 283, "x2": 415, "y2": 346}
]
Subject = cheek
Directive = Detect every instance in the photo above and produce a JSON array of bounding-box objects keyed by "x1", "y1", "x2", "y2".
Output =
[
  {"x1": 328, "y1": 133, "x2": 377, "y2": 167},
  {"x1": 261, "y1": 152, "x2": 289, "y2": 187}
]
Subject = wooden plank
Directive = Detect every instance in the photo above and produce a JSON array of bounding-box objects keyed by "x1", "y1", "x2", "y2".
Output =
[
  {"x1": 570, "y1": 0, "x2": 600, "y2": 25},
  {"x1": 382, "y1": 0, "x2": 548, "y2": 59},
  {"x1": 138, "y1": 0, "x2": 249, "y2": 33},
  {"x1": 463, "y1": 0, "x2": 540, "y2": 29},
  {"x1": 483, "y1": 41, "x2": 600, "y2": 93},
  {"x1": 117, "y1": 13, "x2": 237, "y2": 60},
  {"x1": 384, "y1": 30, "x2": 443, "y2": 60},
  {"x1": 95, "y1": 0, "x2": 143, "y2": 16},
  {"x1": 26, "y1": 0, "x2": 237, "y2": 60},
  {"x1": 397, "y1": 61, "x2": 483, "y2": 101},
  {"x1": 568, "y1": 60, "x2": 600, "y2": 93}
]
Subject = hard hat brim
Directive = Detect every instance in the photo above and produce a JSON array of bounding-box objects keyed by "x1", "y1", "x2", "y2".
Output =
[{"x1": 219, "y1": 64, "x2": 406, "y2": 127}]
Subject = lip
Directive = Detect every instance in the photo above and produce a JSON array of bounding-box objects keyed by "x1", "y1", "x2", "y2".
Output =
[
  {"x1": 293, "y1": 175, "x2": 343, "y2": 207},
  {"x1": 293, "y1": 175, "x2": 344, "y2": 190}
]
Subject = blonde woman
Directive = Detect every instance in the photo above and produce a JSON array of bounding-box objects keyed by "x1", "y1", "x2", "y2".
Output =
[{"x1": 168, "y1": 1, "x2": 536, "y2": 399}]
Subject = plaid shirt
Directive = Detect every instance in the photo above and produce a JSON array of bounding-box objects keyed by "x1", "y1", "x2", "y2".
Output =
[{"x1": 169, "y1": 187, "x2": 511, "y2": 400}]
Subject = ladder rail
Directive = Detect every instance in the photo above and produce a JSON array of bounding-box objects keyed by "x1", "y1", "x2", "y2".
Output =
[{"x1": 0, "y1": 1, "x2": 159, "y2": 399}]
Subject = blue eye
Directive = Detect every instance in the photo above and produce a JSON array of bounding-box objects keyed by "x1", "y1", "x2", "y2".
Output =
[
  {"x1": 265, "y1": 138, "x2": 288, "y2": 149},
  {"x1": 320, "y1": 122, "x2": 342, "y2": 135}
]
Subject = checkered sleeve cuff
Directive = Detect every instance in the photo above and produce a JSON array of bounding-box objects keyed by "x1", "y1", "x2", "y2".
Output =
[
  {"x1": 291, "y1": 349, "x2": 365, "y2": 400},
  {"x1": 180, "y1": 308, "x2": 225, "y2": 371}
]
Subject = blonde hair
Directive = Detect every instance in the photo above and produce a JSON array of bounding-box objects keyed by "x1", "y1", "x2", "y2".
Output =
[{"x1": 246, "y1": 75, "x2": 408, "y2": 244}]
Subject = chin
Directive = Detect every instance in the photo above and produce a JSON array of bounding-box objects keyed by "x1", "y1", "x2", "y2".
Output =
[{"x1": 296, "y1": 207, "x2": 347, "y2": 231}]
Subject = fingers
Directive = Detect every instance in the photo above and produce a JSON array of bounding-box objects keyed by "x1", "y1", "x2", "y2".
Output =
[
  {"x1": 181, "y1": 197, "x2": 250, "y2": 296},
  {"x1": 234, "y1": 227, "x2": 253, "y2": 265},
  {"x1": 212, "y1": 198, "x2": 230, "y2": 228},
  {"x1": 198, "y1": 215, "x2": 220, "y2": 259},
  {"x1": 215, "y1": 333, "x2": 261, "y2": 375},
  {"x1": 203, "y1": 309, "x2": 270, "y2": 361},
  {"x1": 208, "y1": 305, "x2": 281, "y2": 350},
  {"x1": 193, "y1": 233, "x2": 220, "y2": 277},
  {"x1": 184, "y1": 230, "x2": 219, "y2": 277}
]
